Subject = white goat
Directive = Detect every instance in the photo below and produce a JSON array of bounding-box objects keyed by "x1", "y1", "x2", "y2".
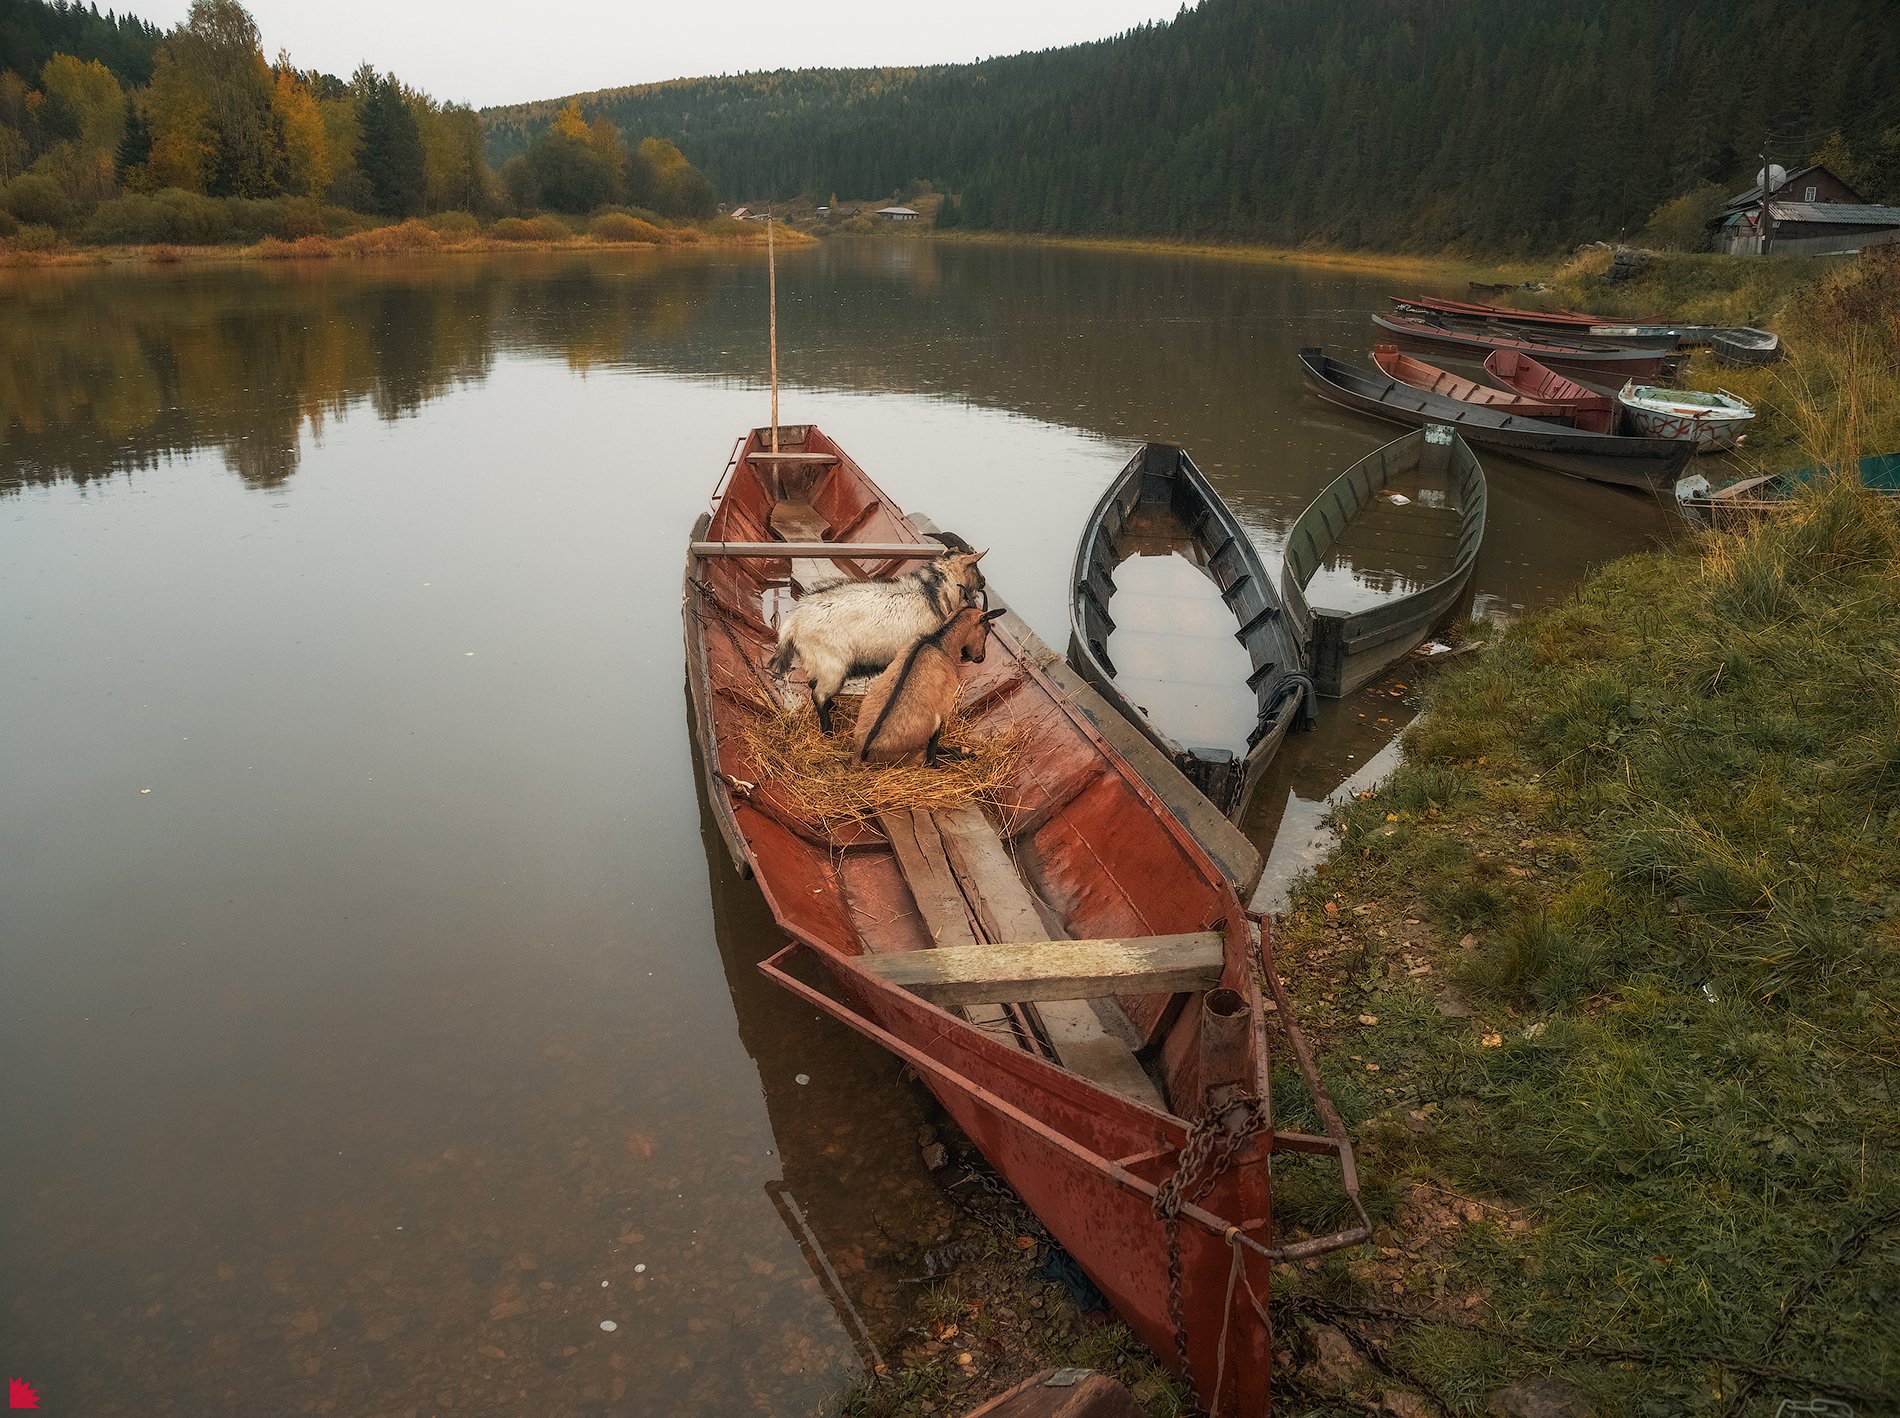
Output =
[{"x1": 768, "y1": 549, "x2": 988, "y2": 732}]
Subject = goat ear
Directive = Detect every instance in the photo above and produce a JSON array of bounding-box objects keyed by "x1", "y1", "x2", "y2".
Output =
[
  {"x1": 981, "y1": 607, "x2": 1007, "y2": 622},
  {"x1": 967, "y1": 548, "x2": 988, "y2": 564}
]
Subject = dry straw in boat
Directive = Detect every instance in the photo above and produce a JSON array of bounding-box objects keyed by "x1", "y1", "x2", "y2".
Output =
[{"x1": 739, "y1": 698, "x2": 1029, "y2": 828}]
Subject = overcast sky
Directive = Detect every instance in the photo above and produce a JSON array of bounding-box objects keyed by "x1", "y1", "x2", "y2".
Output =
[{"x1": 116, "y1": 1, "x2": 1190, "y2": 109}]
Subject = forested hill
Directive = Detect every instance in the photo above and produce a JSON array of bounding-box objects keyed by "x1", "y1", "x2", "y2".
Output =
[{"x1": 483, "y1": 0, "x2": 1900, "y2": 251}]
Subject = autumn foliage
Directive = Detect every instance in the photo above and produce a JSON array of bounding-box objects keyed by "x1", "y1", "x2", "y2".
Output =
[{"x1": 0, "y1": 0, "x2": 721, "y2": 248}]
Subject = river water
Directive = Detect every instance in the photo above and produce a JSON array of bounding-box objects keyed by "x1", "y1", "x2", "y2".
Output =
[{"x1": 0, "y1": 241, "x2": 1677, "y2": 1415}]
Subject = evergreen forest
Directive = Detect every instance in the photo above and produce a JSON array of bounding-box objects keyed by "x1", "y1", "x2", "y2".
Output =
[{"x1": 484, "y1": 0, "x2": 1900, "y2": 252}]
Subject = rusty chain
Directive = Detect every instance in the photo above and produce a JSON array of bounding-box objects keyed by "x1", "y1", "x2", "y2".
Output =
[{"x1": 1151, "y1": 1091, "x2": 1270, "y2": 1406}]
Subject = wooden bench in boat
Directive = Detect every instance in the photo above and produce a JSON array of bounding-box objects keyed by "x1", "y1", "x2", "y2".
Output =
[
  {"x1": 874, "y1": 804, "x2": 1165, "y2": 1108},
  {"x1": 857, "y1": 932, "x2": 1222, "y2": 1006}
]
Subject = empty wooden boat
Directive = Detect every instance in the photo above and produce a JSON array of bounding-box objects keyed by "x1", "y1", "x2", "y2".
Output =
[
  {"x1": 1617, "y1": 383, "x2": 1755, "y2": 453},
  {"x1": 1371, "y1": 312, "x2": 1684, "y2": 380},
  {"x1": 1482, "y1": 350, "x2": 1617, "y2": 434},
  {"x1": 685, "y1": 423, "x2": 1368, "y2": 1418},
  {"x1": 1677, "y1": 451, "x2": 1900, "y2": 522},
  {"x1": 1711, "y1": 326, "x2": 1782, "y2": 366},
  {"x1": 1068, "y1": 443, "x2": 1312, "y2": 821},
  {"x1": 1299, "y1": 347, "x2": 1694, "y2": 490},
  {"x1": 1281, "y1": 426, "x2": 1487, "y2": 698},
  {"x1": 1372, "y1": 343, "x2": 1569, "y2": 418}
]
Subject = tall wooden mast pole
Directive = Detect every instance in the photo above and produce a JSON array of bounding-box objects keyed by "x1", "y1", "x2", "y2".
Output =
[{"x1": 767, "y1": 209, "x2": 779, "y2": 454}]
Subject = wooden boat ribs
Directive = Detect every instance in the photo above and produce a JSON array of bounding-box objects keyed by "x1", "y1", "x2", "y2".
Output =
[
  {"x1": 1281, "y1": 426, "x2": 1487, "y2": 698},
  {"x1": 683, "y1": 423, "x2": 1369, "y2": 1414}
]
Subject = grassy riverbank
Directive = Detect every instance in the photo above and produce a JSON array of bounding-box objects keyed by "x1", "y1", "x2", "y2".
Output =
[{"x1": 1267, "y1": 473, "x2": 1900, "y2": 1414}]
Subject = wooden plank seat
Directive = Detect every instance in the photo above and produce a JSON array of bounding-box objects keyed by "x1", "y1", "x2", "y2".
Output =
[
  {"x1": 874, "y1": 804, "x2": 1164, "y2": 1108},
  {"x1": 857, "y1": 932, "x2": 1223, "y2": 1006},
  {"x1": 770, "y1": 501, "x2": 846, "y2": 594}
]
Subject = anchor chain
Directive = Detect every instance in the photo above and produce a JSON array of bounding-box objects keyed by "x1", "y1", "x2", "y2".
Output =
[{"x1": 1151, "y1": 1091, "x2": 1270, "y2": 1407}]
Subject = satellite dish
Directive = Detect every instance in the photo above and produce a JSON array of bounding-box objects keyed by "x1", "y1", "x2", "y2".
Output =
[{"x1": 1758, "y1": 163, "x2": 1788, "y2": 194}]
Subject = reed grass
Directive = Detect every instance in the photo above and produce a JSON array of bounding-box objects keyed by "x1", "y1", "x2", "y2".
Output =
[{"x1": 738, "y1": 698, "x2": 1030, "y2": 829}]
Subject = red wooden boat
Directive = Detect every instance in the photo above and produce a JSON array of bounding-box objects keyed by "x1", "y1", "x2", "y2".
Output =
[
  {"x1": 1371, "y1": 343, "x2": 1569, "y2": 418},
  {"x1": 1482, "y1": 350, "x2": 1617, "y2": 434},
  {"x1": 1391, "y1": 292, "x2": 1636, "y2": 330},
  {"x1": 684, "y1": 424, "x2": 1368, "y2": 1416},
  {"x1": 1371, "y1": 311, "x2": 1681, "y2": 381}
]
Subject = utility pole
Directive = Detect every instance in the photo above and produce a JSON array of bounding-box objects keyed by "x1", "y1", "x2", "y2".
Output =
[{"x1": 1757, "y1": 147, "x2": 1774, "y2": 256}]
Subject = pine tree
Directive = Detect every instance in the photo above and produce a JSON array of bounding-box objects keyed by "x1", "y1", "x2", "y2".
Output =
[{"x1": 356, "y1": 72, "x2": 425, "y2": 216}]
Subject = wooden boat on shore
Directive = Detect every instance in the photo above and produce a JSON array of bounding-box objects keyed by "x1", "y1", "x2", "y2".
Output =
[
  {"x1": 1371, "y1": 312, "x2": 1683, "y2": 380},
  {"x1": 1482, "y1": 350, "x2": 1617, "y2": 434},
  {"x1": 684, "y1": 423, "x2": 1369, "y2": 1417},
  {"x1": 1068, "y1": 442, "x2": 1312, "y2": 821},
  {"x1": 1299, "y1": 347, "x2": 1694, "y2": 490},
  {"x1": 1711, "y1": 326, "x2": 1782, "y2": 366},
  {"x1": 1371, "y1": 344, "x2": 1569, "y2": 418},
  {"x1": 1281, "y1": 426, "x2": 1487, "y2": 698},
  {"x1": 1391, "y1": 292, "x2": 1606, "y2": 329},
  {"x1": 1676, "y1": 451, "x2": 1900, "y2": 522},
  {"x1": 1617, "y1": 383, "x2": 1755, "y2": 453}
]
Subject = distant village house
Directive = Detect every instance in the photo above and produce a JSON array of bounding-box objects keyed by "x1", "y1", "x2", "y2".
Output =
[
  {"x1": 877, "y1": 205, "x2": 921, "y2": 221},
  {"x1": 1712, "y1": 164, "x2": 1900, "y2": 256}
]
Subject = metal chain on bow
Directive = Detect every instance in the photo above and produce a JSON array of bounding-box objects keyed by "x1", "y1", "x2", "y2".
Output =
[{"x1": 1151, "y1": 1090, "x2": 1270, "y2": 1406}]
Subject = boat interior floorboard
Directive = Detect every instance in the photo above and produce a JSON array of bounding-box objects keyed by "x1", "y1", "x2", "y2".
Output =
[
  {"x1": 884, "y1": 803, "x2": 1164, "y2": 1107},
  {"x1": 771, "y1": 500, "x2": 844, "y2": 594}
]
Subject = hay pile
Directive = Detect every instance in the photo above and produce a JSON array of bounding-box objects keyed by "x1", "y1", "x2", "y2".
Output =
[{"x1": 738, "y1": 697, "x2": 1030, "y2": 828}]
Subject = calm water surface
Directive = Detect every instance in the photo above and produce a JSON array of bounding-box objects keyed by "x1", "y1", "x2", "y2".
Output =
[{"x1": 0, "y1": 242, "x2": 1678, "y2": 1414}]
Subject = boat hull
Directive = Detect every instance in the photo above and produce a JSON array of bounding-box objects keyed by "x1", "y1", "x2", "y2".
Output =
[
  {"x1": 773, "y1": 949, "x2": 1277, "y2": 1418},
  {"x1": 1617, "y1": 385, "x2": 1754, "y2": 453},
  {"x1": 1372, "y1": 343, "x2": 1569, "y2": 417},
  {"x1": 1392, "y1": 292, "x2": 1605, "y2": 330},
  {"x1": 1300, "y1": 348, "x2": 1693, "y2": 491},
  {"x1": 1711, "y1": 327, "x2": 1782, "y2": 366},
  {"x1": 685, "y1": 424, "x2": 1368, "y2": 1416},
  {"x1": 1281, "y1": 426, "x2": 1487, "y2": 697},
  {"x1": 1372, "y1": 312, "x2": 1681, "y2": 380},
  {"x1": 1068, "y1": 443, "x2": 1309, "y2": 821},
  {"x1": 1482, "y1": 350, "x2": 1616, "y2": 434}
]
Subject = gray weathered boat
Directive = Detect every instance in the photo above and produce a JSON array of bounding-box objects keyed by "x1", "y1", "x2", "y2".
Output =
[
  {"x1": 1281, "y1": 426, "x2": 1488, "y2": 698},
  {"x1": 1299, "y1": 347, "x2": 1694, "y2": 491},
  {"x1": 1069, "y1": 443, "x2": 1312, "y2": 820},
  {"x1": 1710, "y1": 327, "x2": 1782, "y2": 366}
]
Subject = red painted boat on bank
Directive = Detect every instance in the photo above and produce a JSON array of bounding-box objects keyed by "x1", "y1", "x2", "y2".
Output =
[
  {"x1": 1481, "y1": 350, "x2": 1619, "y2": 434},
  {"x1": 683, "y1": 424, "x2": 1369, "y2": 1417},
  {"x1": 1371, "y1": 343, "x2": 1570, "y2": 418}
]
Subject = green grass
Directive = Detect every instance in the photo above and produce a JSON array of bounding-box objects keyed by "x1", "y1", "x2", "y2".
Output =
[{"x1": 1271, "y1": 477, "x2": 1900, "y2": 1415}]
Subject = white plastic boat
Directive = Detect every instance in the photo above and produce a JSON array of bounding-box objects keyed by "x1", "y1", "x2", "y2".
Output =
[{"x1": 1616, "y1": 383, "x2": 1755, "y2": 454}]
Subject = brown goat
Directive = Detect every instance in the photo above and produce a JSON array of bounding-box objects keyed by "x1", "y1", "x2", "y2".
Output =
[{"x1": 854, "y1": 606, "x2": 1007, "y2": 765}]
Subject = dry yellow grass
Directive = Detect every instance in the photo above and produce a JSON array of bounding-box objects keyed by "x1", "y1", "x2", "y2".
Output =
[{"x1": 738, "y1": 697, "x2": 1030, "y2": 829}]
